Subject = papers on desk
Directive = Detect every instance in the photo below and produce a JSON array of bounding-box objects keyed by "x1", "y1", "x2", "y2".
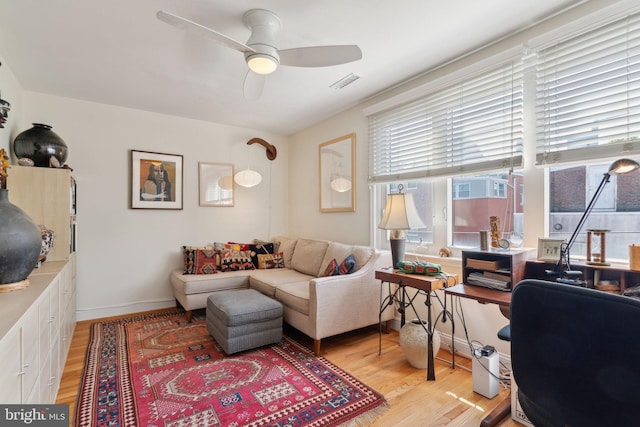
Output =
[{"x1": 467, "y1": 272, "x2": 511, "y2": 291}]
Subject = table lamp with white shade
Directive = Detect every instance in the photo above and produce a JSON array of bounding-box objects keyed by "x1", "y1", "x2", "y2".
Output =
[{"x1": 378, "y1": 184, "x2": 426, "y2": 269}]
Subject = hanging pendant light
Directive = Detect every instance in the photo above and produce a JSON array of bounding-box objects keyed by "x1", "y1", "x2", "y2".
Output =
[
  {"x1": 234, "y1": 138, "x2": 277, "y2": 188},
  {"x1": 234, "y1": 168, "x2": 262, "y2": 187}
]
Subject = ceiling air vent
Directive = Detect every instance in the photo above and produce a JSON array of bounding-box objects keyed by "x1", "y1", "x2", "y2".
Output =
[{"x1": 329, "y1": 73, "x2": 361, "y2": 90}]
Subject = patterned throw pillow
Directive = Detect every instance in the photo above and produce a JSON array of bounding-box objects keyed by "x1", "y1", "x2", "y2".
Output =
[
  {"x1": 338, "y1": 254, "x2": 356, "y2": 275},
  {"x1": 250, "y1": 242, "x2": 275, "y2": 268},
  {"x1": 183, "y1": 246, "x2": 218, "y2": 275},
  {"x1": 322, "y1": 259, "x2": 339, "y2": 276},
  {"x1": 257, "y1": 252, "x2": 284, "y2": 269},
  {"x1": 227, "y1": 242, "x2": 251, "y2": 251},
  {"x1": 220, "y1": 249, "x2": 254, "y2": 272}
]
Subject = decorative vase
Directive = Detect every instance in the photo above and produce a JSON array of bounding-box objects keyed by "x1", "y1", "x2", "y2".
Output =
[
  {"x1": 13, "y1": 123, "x2": 68, "y2": 168},
  {"x1": 399, "y1": 319, "x2": 441, "y2": 369},
  {"x1": 0, "y1": 189, "x2": 41, "y2": 289}
]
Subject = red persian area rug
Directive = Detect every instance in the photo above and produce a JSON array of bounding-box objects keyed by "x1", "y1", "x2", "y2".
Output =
[{"x1": 75, "y1": 310, "x2": 388, "y2": 426}]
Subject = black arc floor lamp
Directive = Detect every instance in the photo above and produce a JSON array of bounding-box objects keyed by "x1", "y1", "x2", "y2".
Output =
[
  {"x1": 378, "y1": 184, "x2": 426, "y2": 269},
  {"x1": 551, "y1": 158, "x2": 640, "y2": 285}
]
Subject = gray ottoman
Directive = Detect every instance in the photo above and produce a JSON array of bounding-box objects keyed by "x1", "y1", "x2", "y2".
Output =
[{"x1": 206, "y1": 289, "x2": 283, "y2": 354}]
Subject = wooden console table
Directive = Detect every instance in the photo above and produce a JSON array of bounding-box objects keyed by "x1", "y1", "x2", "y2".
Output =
[
  {"x1": 375, "y1": 268, "x2": 457, "y2": 381},
  {"x1": 445, "y1": 283, "x2": 512, "y2": 427}
]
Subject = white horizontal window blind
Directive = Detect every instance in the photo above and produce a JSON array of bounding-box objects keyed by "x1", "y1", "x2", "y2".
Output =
[
  {"x1": 536, "y1": 11, "x2": 640, "y2": 165},
  {"x1": 368, "y1": 61, "x2": 523, "y2": 183}
]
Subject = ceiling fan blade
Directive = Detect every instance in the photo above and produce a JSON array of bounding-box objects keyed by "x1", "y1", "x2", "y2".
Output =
[
  {"x1": 279, "y1": 45, "x2": 362, "y2": 67},
  {"x1": 156, "y1": 10, "x2": 254, "y2": 54},
  {"x1": 243, "y1": 70, "x2": 266, "y2": 101}
]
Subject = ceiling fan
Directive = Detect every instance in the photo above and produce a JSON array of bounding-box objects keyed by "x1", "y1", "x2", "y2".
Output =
[{"x1": 157, "y1": 9, "x2": 363, "y2": 100}]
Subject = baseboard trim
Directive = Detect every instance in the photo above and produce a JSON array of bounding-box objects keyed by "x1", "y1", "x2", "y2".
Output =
[
  {"x1": 391, "y1": 316, "x2": 512, "y2": 370},
  {"x1": 76, "y1": 298, "x2": 176, "y2": 321}
]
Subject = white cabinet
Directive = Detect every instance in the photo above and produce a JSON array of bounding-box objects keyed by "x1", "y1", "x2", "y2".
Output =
[
  {"x1": 0, "y1": 258, "x2": 76, "y2": 403},
  {"x1": 0, "y1": 326, "x2": 22, "y2": 403},
  {"x1": 0, "y1": 304, "x2": 40, "y2": 403}
]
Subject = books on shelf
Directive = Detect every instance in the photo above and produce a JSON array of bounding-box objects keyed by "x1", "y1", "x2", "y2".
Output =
[{"x1": 467, "y1": 272, "x2": 511, "y2": 291}]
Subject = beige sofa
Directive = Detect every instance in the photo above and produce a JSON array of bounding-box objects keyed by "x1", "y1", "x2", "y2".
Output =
[{"x1": 171, "y1": 236, "x2": 394, "y2": 354}]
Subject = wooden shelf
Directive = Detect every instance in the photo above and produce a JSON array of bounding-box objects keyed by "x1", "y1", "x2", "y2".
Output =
[
  {"x1": 525, "y1": 260, "x2": 640, "y2": 295},
  {"x1": 462, "y1": 248, "x2": 536, "y2": 292}
]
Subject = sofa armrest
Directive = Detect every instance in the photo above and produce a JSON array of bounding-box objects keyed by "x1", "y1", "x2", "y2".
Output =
[{"x1": 308, "y1": 250, "x2": 394, "y2": 340}]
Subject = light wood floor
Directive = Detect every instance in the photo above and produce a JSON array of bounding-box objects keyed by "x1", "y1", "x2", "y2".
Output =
[{"x1": 56, "y1": 309, "x2": 520, "y2": 427}]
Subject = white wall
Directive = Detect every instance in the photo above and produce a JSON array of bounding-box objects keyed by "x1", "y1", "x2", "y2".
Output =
[
  {"x1": 21, "y1": 92, "x2": 289, "y2": 320},
  {"x1": 0, "y1": 54, "x2": 24, "y2": 153},
  {"x1": 288, "y1": 108, "x2": 371, "y2": 245}
]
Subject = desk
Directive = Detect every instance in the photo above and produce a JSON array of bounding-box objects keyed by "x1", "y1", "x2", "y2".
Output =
[
  {"x1": 375, "y1": 268, "x2": 456, "y2": 381},
  {"x1": 445, "y1": 283, "x2": 512, "y2": 427}
]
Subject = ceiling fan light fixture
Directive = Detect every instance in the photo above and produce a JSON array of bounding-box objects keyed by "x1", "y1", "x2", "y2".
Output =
[{"x1": 247, "y1": 54, "x2": 278, "y2": 75}]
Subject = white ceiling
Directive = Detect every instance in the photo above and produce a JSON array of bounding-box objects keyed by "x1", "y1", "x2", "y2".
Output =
[{"x1": 0, "y1": 0, "x2": 585, "y2": 135}]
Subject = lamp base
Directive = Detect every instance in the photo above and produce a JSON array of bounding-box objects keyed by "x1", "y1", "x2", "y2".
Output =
[{"x1": 390, "y1": 237, "x2": 406, "y2": 269}]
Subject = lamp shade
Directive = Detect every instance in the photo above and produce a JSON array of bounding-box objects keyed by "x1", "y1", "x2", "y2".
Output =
[
  {"x1": 378, "y1": 192, "x2": 425, "y2": 230},
  {"x1": 608, "y1": 158, "x2": 640, "y2": 175},
  {"x1": 234, "y1": 169, "x2": 262, "y2": 187}
]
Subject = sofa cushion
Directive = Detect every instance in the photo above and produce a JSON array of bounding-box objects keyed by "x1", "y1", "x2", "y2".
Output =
[
  {"x1": 257, "y1": 252, "x2": 284, "y2": 269},
  {"x1": 291, "y1": 238, "x2": 329, "y2": 276},
  {"x1": 183, "y1": 246, "x2": 218, "y2": 275},
  {"x1": 272, "y1": 236, "x2": 297, "y2": 268},
  {"x1": 274, "y1": 282, "x2": 310, "y2": 316},
  {"x1": 171, "y1": 269, "x2": 249, "y2": 295},
  {"x1": 319, "y1": 242, "x2": 373, "y2": 275},
  {"x1": 320, "y1": 242, "x2": 352, "y2": 276},
  {"x1": 249, "y1": 269, "x2": 314, "y2": 298}
]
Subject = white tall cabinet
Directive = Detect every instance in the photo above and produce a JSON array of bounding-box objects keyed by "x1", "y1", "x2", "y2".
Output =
[
  {"x1": 1, "y1": 167, "x2": 77, "y2": 403},
  {"x1": 0, "y1": 260, "x2": 75, "y2": 403}
]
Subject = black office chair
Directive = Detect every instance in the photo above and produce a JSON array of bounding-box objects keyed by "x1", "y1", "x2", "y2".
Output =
[{"x1": 511, "y1": 279, "x2": 640, "y2": 427}]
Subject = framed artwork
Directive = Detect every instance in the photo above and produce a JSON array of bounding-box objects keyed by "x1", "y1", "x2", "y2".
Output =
[
  {"x1": 131, "y1": 150, "x2": 183, "y2": 209},
  {"x1": 319, "y1": 133, "x2": 355, "y2": 212},
  {"x1": 198, "y1": 162, "x2": 234, "y2": 206},
  {"x1": 537, "y1": 238, "x2": 565, "y2": 261}
]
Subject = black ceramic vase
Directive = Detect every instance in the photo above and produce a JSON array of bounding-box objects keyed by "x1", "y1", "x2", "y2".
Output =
[
  {"x1": 0, "y1": 189, "x2": 41, "y2": 286},
  {"x1": 13, "y1": 123, "x2": 68, "y2": 167}
]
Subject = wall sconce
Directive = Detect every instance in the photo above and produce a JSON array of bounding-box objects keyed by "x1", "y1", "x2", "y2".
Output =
[{"x1": 234, "y1": 138, "x2": 277, "y2": 188}]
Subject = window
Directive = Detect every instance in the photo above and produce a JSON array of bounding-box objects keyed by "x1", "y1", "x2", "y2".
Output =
[
  {"x1": 537, "y1": 11, "x2": 640, "y2": 261},
  {"x1": 548, "y1": 161, "x2": 640, "y2": 261},
  {"x1": 453, "y1": 183, "x2": 470, "y2": 199},
  {"x1": 367, "y1": 5, "x2": 640, "y2": 260},
  {"x1": 368, "y1": 60, "x2": 524, "y2": 183},
  {"x1": 536, "y1": 12, "x2": 640, "y2": 166},
  {"x1": 376, "y1": 181, "x2": 434, "y2": 252},
  {"x1": 369, "y1": 60, "x2": 524, "y2": 252},
  {"x1": 452, "y1": 172, "x2": 523, "y2": 248}
]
